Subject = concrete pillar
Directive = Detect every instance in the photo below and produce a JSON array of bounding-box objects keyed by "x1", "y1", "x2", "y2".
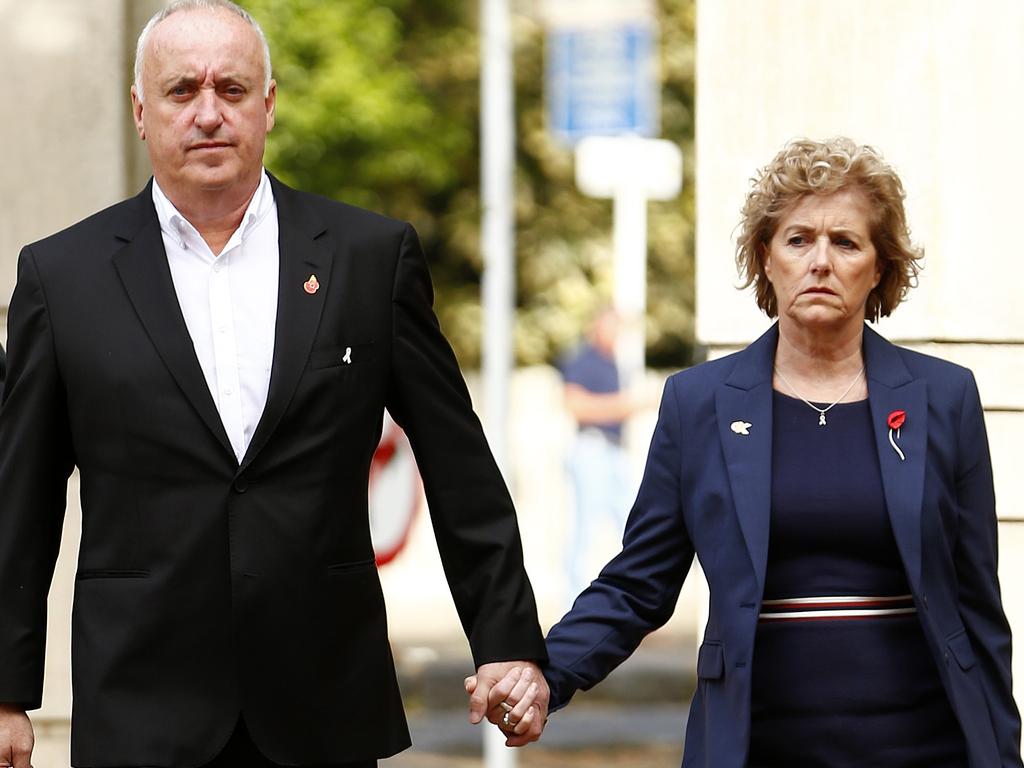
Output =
[
  {"x1": 0, "y1": 0, "x2": 133, "y2": 309},
  {"x1": 696, "y1": 0, "x2": 1024, "y2": 703}
]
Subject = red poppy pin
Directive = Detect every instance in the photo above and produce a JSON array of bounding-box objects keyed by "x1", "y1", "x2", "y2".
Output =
[{"x1": 887, "y1": 410, "x2": 906, "y2": 461}]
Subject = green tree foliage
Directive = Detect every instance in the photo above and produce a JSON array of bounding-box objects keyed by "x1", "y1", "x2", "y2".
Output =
[{"x1": 246, "y1": 0, "x2": 695, "y2": 368}]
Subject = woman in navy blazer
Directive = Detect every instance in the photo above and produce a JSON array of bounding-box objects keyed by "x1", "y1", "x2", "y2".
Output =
[{"x1": 486, "y1": 139, "x2": 1021, "y2": 766}]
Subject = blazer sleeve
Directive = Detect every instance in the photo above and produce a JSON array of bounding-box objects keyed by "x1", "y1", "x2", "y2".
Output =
[
  {"x1": 544, "y1": 375, "x2": 695, "y2": 710},
  {"x1": 953, "y1": 372, "x2": 1023, "y2": 766},
  {"x1": 0, "y1": 248, "x2": 75, "y2": 709},
  {"x1": 384, "y1": 224, "x2": 546, "y2": 667}
]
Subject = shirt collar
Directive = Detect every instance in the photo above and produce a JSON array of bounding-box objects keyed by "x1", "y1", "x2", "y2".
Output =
[{"x1": 151, "y1": 170, "x2": 275, "y2": 253}]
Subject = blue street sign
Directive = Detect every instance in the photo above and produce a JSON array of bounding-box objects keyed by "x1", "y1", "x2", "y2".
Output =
[{"x1": 547, "y1": 24, "x2": 659, "y2": 144}]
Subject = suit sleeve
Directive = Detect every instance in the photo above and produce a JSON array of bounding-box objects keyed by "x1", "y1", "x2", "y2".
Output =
[
  {"x1": 384, "y1": 224, "x2": 546, "y2": 667},
  {"x1": 953, "y1": 373, "x2": 1023, "y2": 766},
  {"x1": 0, "y1": 248, "x2": 75, "y2": 709},
  {"x1": 544, "y1": 376, "x2": 694, "y2": 710}
]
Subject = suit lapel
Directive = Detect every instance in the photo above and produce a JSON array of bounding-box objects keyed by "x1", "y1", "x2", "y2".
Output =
[
  {"x1": 111, "y1": 187, "x2": 235, "y2": 460},
  {"x1": 239, "y1": 178, "x2": 333, "y2": 472},
  {"x1": 716, "y1": 324, "x2": 927, "y2": 595},
  {"x1": 864, "y1": 326, "x2": 927, "y2": 592},
  {"x1": 716, "y1": 325, "x2": 777, "y2": 594}
]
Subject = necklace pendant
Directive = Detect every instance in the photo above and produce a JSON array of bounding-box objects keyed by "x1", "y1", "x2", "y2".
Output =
[{"x1": 818, "y1": 412, "x2": 827, "y2": 426}]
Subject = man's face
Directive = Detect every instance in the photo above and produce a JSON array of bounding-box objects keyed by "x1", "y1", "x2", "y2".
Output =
[{"x1": 131, "y1": 8, "x2": 275, "y2": 202}]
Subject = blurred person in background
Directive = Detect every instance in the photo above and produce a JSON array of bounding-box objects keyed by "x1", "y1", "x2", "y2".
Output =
[
  {"x1": 0, "y1": 1, "x2": 548, "y2": 766},
  {"x1": 559, "y1": 307, "x2": 649, "y2": 604},
  {"x1": 481, "y1": 137, "x2": 1022, "y2": 767}
]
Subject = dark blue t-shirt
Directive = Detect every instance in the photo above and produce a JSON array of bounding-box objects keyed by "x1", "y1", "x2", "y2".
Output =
[{"x1": 559, "y1": 343, "x2": 622, "y2": 443}]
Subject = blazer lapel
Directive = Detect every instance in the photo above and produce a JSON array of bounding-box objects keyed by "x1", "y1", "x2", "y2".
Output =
[
  {"x1": 239, "y1": 178, "x2": 333, "y2": 472},
  {"x1": 111, "y1": 186, "x2": 235, "y2": 460},
  {"x1": 716, "y1": 324, "x2": 777, "y2": 594},
  {"x1": 864, "y1": 326, "x2": 927, "y2": 593}
]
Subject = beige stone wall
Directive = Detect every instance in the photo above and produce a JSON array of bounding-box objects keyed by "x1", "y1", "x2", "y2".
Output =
[
  {"x1": 696, "y1": 0, "x2": 1024, "y2": 708},
  {"x1": 696, "y1": 0, "x2": 1024, "y2": 347},
  {"x1": 0, "y1": 0, "x2": 133, "y2": 306}
]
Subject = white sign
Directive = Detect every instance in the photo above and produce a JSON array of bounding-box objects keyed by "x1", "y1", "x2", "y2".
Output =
[{"x1": 575, "y1": 136, "x2": 683, "y2": 200}]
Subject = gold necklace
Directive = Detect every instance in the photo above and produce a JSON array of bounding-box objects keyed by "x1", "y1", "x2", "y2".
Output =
[{"x1": 774, "y1": 365, "x2": 865, "y2": 426}]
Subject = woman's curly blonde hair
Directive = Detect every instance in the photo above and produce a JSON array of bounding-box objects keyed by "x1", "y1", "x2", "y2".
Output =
[{"x1": 735, "y1": 137, "x2": 922, "y2": 321}]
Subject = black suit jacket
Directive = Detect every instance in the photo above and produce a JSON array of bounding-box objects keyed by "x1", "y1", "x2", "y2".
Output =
[{"x1": 0, "y1": 178, "x2": 546, "y2": 767}]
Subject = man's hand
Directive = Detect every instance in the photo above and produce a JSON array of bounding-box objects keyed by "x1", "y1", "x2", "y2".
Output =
[
  {"x1": 0, "y1": 705, "x2": 33, "y2": 768},
  {"x1": 465, "y1": 661, "x2": 549, "y2": 747}
]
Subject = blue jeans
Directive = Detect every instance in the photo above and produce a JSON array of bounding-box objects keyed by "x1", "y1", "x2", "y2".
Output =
[{"x1": 565, "y1": 429, "x2": 633, "y2": 604}]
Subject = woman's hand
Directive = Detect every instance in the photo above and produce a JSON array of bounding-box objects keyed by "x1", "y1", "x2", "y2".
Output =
[{"x1": 465, "y1": 662, "x2": 549, "y2": 746}]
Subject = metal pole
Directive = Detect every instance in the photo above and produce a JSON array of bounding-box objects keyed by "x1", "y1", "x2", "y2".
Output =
[
  {"x1": 613, "y1": 163, "x2": 648, "y2": 387},
  {"x1": 480, "y1": 0, "x2": 517, "y2": 764}
]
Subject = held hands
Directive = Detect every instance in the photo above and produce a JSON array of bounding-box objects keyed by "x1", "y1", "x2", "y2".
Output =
[
  {"x1": 0, "y1": 705, "x2": 33, "y2": 768},
  {"x1": 465, "y1": 661, "x2": 549, "y2": 747}
]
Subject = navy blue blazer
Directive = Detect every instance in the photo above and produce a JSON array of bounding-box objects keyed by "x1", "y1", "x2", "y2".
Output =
[{"x1": 545, "y1": 323, "x2": 1022, "y2": 768}]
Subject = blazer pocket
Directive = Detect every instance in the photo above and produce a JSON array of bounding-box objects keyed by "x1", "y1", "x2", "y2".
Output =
[
  {"x1": 945, "y1": 629, "x2": 977, "y2": 671},
  {"x1": 326, "y1": 557, "x2": 377, "y2": 576},
  {"x1": 76, "y1": 568, "x2": 150, "y2": 581},
  {"x1": 697, "y1": 641, "x2": 724, "y2": 680},
  {"x1": 310, "y1": 342, "x2": 376, "y2": 370}
]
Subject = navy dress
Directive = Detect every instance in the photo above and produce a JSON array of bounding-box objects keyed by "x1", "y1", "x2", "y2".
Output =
[{"x1": 748, "y1": 393, "x2": 967, "y2": 767}]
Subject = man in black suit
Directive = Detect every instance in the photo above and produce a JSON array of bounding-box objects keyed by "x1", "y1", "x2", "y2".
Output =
[{"x1": 0, "y1": 2, "x2": 547, "y2": 766}]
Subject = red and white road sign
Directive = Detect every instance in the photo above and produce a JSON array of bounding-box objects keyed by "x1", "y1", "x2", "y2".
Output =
[{"x1": 369, "y1": 413, "x2": 422, "y2": 566}]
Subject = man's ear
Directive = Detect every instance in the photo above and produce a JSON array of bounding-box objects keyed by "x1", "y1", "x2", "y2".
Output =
[
  {"x1": 265, "y1": 80, "x2": 277, "y2": 133},
  {"x1": 131, "y1": 86, "x2": 146, "y2": 140}
]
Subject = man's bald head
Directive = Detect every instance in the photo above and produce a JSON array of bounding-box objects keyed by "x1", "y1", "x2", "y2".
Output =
[{"x1": 134, "y1": 0, "x2": 272, "y2": 103}]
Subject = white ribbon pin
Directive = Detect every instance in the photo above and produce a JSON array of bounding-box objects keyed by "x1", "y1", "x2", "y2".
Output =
[
  {"x1": 730, "y1": 421, "x2": 752, "y2": 436},
  {"x1": 342, "y1": 347, "x2": 353, "y2": 365}
]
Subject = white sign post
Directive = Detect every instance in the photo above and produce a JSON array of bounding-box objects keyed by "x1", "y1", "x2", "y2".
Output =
[
  {"x1": 575, "y1": 136, "x2": 683, "y2": 383},
  {"x1": 480, "y1": 0, "x2": 517, "y2": 764}
]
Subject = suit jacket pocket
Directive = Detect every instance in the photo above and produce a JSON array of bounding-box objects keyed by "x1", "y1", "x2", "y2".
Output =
[
  {"x1": 697, "y1": 641, "x2": 724, "y2": 680},
  {"x1": 76, "y1": 568, "x2": 150, "y2": 581},
  {"x1": 310, "y1": 342, "x2": 376, "y2": 370},
  {"x1": 946, "y1": 628, "x2": 977, "y2": 671},
  {"x1": 326, "y1": 558, "x2": 377, "y2": 576}
]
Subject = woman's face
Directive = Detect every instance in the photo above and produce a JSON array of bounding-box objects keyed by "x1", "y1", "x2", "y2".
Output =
[{"x1": 763, "y1": 188, "x2": 881, "y2": 336}]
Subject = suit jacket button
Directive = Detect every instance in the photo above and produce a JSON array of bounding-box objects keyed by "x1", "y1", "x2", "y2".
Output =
[{"x1": 233, "y1": 479, "x2": 249, "y2": 493}]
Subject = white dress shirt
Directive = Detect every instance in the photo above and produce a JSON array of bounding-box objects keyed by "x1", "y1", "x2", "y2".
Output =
[{"x1": 153, "y1": 171, "x2": 279, "y2": 464}]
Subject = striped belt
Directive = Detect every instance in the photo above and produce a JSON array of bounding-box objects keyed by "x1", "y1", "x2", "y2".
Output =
[{"x1": 758, "y1": 594, "x2": 917, "y2": 623}]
